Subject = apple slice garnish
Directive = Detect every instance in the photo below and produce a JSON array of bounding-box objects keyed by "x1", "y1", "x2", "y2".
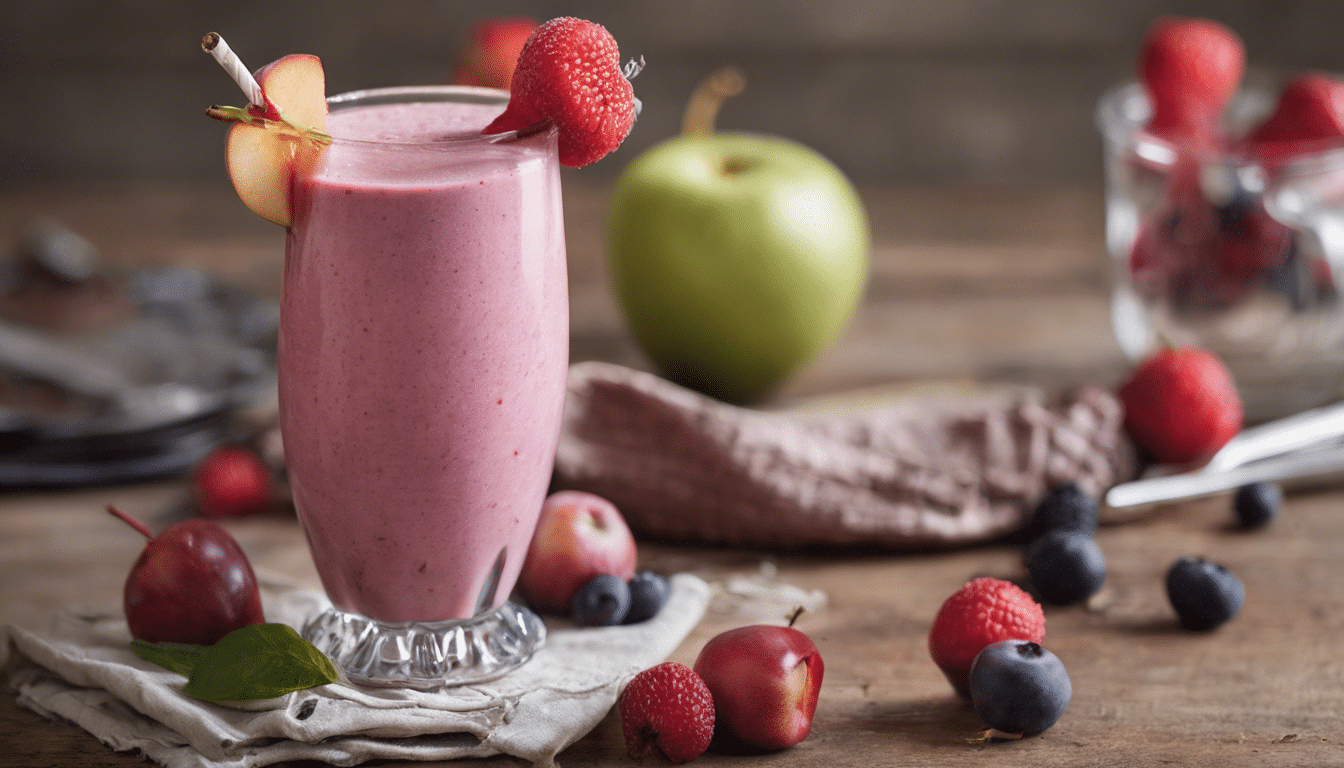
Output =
[{"x1": 217, "y1": 54, "x2": 329, "y2": 226}]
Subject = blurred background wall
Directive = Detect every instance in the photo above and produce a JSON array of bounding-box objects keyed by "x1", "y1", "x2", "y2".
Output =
[{"x1": 3, "y1": 0, "x2": 1344, "y2": 190}]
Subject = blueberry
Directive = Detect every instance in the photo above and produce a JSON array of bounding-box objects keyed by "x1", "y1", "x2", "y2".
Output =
[
  {"x1": 1166, "y1": 556, "x2": 1244, "y2": 631},
  {"x1": 1027, "y1": 530, "x2": 1107, "y2": 605},
  {"x1": 1234, "y1": 482, "x2": 1282, "y2": 529},
  {"x1": 1026, "y1": 485, "x2": 1099, "y2": 542},
  {"x1": 969, "y1": 640, "x2": 1072, "y2": 734},
  {"x1": 570, "y1": 574, "x2": 630, "y2": 626},
  {"x1": 623, "y1": 571, "x2": 671, "y2": 624}
]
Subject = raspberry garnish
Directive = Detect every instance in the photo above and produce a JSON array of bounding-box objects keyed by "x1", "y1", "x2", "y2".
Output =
[
  {"x1": 482, "y1": 16, "x2": 639, "y2": 168},
  {"x1": 928, "y1": 577, "x2": 1045, "y2": 698}
]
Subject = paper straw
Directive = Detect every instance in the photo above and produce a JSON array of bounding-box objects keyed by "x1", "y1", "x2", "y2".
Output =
[{"x1": 201, "y1": 32, "x2": 265, "y2": 108}]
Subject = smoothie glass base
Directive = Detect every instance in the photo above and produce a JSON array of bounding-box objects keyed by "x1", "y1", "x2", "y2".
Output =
[{"x1": 302, "y1": 601, "x2": 546, "y2": 689}]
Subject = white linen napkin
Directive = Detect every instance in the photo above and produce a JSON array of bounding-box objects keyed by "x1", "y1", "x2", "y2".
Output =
[{"x1": 3, "y1": 573, "x2": 710, "y2": 768}]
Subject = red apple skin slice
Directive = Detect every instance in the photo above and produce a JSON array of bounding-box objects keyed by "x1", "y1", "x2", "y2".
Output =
[{"x1": 225, "y1": 54, "x2": 327, "y2": 226}]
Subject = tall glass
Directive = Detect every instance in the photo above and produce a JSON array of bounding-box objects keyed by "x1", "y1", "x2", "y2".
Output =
[{"x1": 279, "y1": 86, "x2": 568, "y2": 687}]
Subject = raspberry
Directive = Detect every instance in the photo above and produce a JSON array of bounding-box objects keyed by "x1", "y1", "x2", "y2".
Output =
[
  {"x1": 928, "y1": 577, "x2": 1045, "y2": 698},
  {"x1": 482, "y1": 16, "x2": 638, "y2": 168},
  {"x1": 1138, "y1": 16, "x2": 1245, "y2": 142},
  {"x1": 1116, "y1": 346, "x2": 1243, "y2": 464},
  {"x1": 193, "y1": 446, "x2": 273, "y2": 518},
  {"x1": 620, "y1": 662, "x2": 715, "y2": 764},
  {"x1": 1247, "y1": 72, "x2": 1344, "y2": 157}
]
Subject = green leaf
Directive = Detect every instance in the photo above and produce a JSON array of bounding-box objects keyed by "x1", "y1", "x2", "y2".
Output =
[
  {"x1": 180, "y1": 623, "x2": 342, "y2": 701},
  {"x1": 131, "y1": 640, "x2": 209, "y2": 676}
]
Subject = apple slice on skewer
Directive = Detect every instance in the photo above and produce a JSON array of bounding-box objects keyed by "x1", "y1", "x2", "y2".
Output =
[{"x1": 224, "y1": 54, "x2": 328, "y2": 226}]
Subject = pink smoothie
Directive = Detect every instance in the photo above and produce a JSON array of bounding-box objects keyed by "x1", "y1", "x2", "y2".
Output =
[{"x1": 280, "y1": 94, "x2": 568, "y2": 623}]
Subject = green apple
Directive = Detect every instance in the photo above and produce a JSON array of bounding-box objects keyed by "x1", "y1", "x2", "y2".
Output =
[{"x1": 607, "y1": 131, "x2": 870, "y2": 403}]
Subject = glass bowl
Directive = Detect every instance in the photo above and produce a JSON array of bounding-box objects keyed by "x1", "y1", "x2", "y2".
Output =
[{"x1": 1098, "y1": 79, "x2": 1344, "y2": 422}]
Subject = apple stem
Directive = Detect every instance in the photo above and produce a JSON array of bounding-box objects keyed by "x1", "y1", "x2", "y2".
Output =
[
  {"x1": 787, "y1": 606, "x2": 805, "y2": 627},
  {"x1": 205, "y1": 105, "x2": 333, "y2": 145},
  {"x1": 200, "y1": 32, "x2": 332, "y2": 147},
  {"x1": 107, "y1": 504, "x2": 154, "y2": 542},
  {"x1": 681, "y1": 67, "x2": 745, "y2": 136}
]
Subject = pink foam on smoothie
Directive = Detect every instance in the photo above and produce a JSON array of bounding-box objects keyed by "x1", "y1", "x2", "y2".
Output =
[
  {"x1": 326, "y1": 100, "x2": 503, "y2": 143},
  {"x1": 280, "y1": 97, "x2": 568, "y2": 623}
]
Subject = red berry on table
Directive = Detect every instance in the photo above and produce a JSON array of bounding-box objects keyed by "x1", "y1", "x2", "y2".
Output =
[
  {"x1": 1117, "y1": 346, "x2": 1243, "y2": 465},
  {"x1": 482, "y1": 16, "x2": 638, "y2": 167},
  {"x1": 193, "y1": 446, "x2": 273, "y2": 518},
  {"x1": 620, "y1": 662, "x2": 715, "y2": 764},
  {"x1": 1138, "y1": 16, "x2": 1245, "y2": 142},
  {"x1": 1246, "y1": 72, "x2": 1344, "y2": 158},
  {"x1": 928, "y1": 577, "x2": 1045, "y2": 699}
]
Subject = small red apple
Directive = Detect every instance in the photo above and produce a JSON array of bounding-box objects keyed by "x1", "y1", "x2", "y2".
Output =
[
  {"x1": 108, "y1": 504, "x2": 265, "y2": 645},
  {"x1": 692, "y1": 624, "x2": 825, "y2": 751},
  {"x1": 518, "y1": 491, "x2": 637, "y2": 614}
]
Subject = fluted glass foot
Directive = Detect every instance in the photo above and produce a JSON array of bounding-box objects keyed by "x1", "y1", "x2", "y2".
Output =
[{"x1": 301, "y1": 600, "x2": 546, "y2": 689}]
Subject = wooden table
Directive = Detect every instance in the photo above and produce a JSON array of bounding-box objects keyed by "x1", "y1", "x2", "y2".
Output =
[{"x1": 2, "y1": 181, "x2": 1342, "y2": 767}]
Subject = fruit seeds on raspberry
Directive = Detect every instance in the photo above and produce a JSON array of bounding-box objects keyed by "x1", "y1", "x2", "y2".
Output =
[
  {"x1": 620, "y1": 662, "x2": 715, "y2": 764},
  {"x1": 928, "y1": 577, "x2": 1045, "y2": 699},
  {"x1": 482, "y1": 16, "x2": 637, "y2": 168}
]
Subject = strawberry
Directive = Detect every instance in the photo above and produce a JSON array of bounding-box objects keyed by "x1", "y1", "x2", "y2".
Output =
[
  {"x1": 1117, "y1": 346, "x2": 1243, "y2": 464},
  {"x1": 928, "y1": 577, "x2": 1045, "y2": 699},
  {"x1": 1138, "y1": 16, "x2": 1245, "y2": 142},
  {"x1": 451, "y1": 17, "x2": 537, "y2": 91},
  {"x1": 620, "y1": 662, "x2": 715, "y2": 764},
  {"x1": 193, "y1": 446, "x2": 273, "y2": 518},
  {"x1": 482, "y1": 16, "x2": 637, "y2": 168},
  {"x1": 1246, "y1": 73, "x2": 1344, "y2": 160}
]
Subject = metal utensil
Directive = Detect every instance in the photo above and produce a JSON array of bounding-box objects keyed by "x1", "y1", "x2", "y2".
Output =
[
  {"x1": 1105, "y1": 400, "x2": 1344, "y2": 508},
  {"x1": 0, "y1": 321, "x2": 225, "y2": 432},
  {"x1": 1106, "y1": 442, "x2": 1344, "y2": 508}
]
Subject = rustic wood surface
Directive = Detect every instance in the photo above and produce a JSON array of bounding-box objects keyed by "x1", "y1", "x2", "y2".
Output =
[{"x1": 2, "y1": 182, "x2": 1343, "y2": 767}]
